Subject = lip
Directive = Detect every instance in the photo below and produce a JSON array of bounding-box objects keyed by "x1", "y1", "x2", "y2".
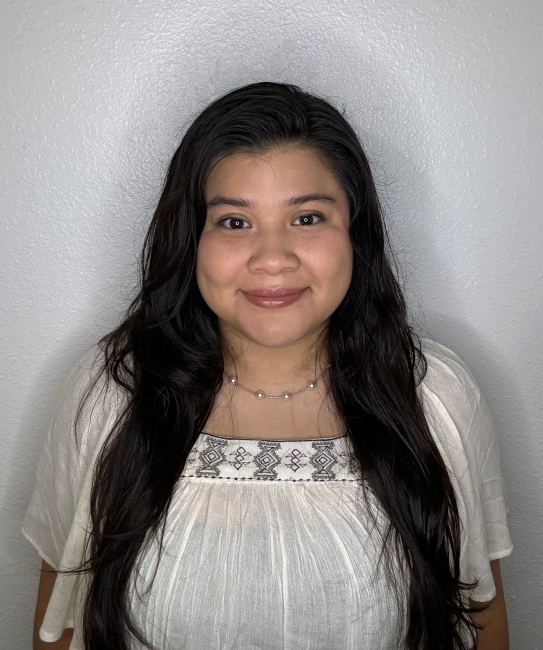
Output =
[
  {"x1": 242, "y1": 287, "x2": 307, "y2": 308},
  {"x1": 243, "y1": 286, "x2": 307, "y2": 297}
]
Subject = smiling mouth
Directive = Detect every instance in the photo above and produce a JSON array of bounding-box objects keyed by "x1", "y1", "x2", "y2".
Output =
[
  {"x1": 243, "y1": 286, "x2": 307, "y2": 297},
  {"x1": 241, "y1": 288, "x2": 307, "y2": 308}
]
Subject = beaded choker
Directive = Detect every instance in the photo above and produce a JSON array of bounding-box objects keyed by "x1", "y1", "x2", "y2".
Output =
[{"x1": 224, "y1": 363, "x2": 331, "y2": 401}]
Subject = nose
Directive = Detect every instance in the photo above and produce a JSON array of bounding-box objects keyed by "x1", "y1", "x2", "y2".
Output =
[{"x1": 247, "y1": 226, "x2": 300, "y2": 275}]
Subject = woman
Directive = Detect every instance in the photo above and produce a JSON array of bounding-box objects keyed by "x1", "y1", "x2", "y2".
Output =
[{"x1": 22, "y1": 81, "x2": 512, "y2": 650}]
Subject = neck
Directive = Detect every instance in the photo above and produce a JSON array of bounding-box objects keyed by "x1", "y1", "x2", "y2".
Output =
[{"x1": 221, "y1": 328, "x2": 329, "y2": 393}]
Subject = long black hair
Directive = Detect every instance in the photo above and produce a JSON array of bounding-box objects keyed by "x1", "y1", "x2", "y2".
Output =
[{"x1": 63, "y1": 81, "x2": 482, "y2": 649}]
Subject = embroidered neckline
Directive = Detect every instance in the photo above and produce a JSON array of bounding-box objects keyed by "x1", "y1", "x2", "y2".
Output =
[
  {"x1": 200, "y1": 430, "x2": 348, "y2": 443},
  {"x1": 180, "y1": 431, "x2": 361, "y2": 482}
]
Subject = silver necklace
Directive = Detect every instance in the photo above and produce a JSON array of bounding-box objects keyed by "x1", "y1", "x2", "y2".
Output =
[{"x1": 225, "y1": 363, "x2": 331, "y2": 400}]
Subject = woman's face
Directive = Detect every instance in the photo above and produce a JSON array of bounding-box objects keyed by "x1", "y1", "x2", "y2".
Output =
[{"x1": 196, "y1": 145, "x2": 353, "y2": 350}]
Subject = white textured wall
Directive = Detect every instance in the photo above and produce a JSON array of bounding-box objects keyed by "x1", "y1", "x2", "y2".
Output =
[{"x1": 2, "y1": 1, "x2": 541, "y2": 647}]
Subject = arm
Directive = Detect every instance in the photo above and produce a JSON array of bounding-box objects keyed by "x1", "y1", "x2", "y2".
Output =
[
  {"x1": 33, "y1": 559, "x2": 74, "y2": 649},
  {"x1": 469, "y1": 559, "x2": 509, "y2": 650}
]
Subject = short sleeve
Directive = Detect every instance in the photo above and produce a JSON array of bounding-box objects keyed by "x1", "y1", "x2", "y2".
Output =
[
  {"x1": 21, "y1": 344, "x2": 127, "y2": 648},
  {"x1": 418, "y1": 338, "x2": 513, "y2": 603}
]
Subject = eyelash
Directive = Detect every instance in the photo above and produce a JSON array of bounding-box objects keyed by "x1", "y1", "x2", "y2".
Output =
[{"x1": 217, "y1": 212, "x2": 325, "y2": 229}]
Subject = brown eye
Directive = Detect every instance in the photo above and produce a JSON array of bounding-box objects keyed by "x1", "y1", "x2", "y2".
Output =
[
  {"x1": 293, "y1": 213, "x2": 324, "y2": 226},
  {"x1": 219, "y1": 217, "x2": 249, "y2": 229}
]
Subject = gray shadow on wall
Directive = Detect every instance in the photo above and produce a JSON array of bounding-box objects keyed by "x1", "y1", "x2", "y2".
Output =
[
  {"x1": 418, "y1": 312, "x2": 539, "y2": 647},
  {"x1": 7, "y1": 331, "x2": 104, "y2": 591},
  {"x1": 4, "y1": 326, "x2": 111, "y2": 646},
  {"x1": 378, "y1": 134, "x2": 537, "y2": 650}
]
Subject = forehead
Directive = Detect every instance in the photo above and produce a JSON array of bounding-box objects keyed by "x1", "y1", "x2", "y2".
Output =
[{"x1": 204, "y1": 146, "x2": 342, "y2": 201}]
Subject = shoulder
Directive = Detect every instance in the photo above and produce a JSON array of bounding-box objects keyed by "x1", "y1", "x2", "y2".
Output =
[
  {"x1": 65, "y1": 342, "x2": 129, "y2": 408},
  {"x1": 415, "y1": 340, "x2": 513, "y2": 595},
  {"x1": 416, "y1": 337, "x2": 498, "y2": 477},
  {"x1": 49, "y1": 342, "x2": 130, "y2": 458},
  {"x1": 417, "y1": 337, "x2": 482, "y2": 402}
]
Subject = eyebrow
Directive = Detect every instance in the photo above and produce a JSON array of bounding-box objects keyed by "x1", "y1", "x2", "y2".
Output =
[{"x1": 206, "y1": 193, "x2": 337, "y2": 209}]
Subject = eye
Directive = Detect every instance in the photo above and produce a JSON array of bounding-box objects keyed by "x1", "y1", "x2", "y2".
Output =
[
  {"x1": 216, "y1": 212, "x2": 325, "y2": 230},
  {"x1": 217, "y1": 217, "x2": 250, "y2": 230},
  {"x1": 293, "y1": 212, "x2": 324, "y2": 226}
]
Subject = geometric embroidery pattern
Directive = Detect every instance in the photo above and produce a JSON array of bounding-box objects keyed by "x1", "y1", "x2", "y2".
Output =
[
  {"x1": 181, "y1": 432, "x2": 362, "y2": 483},
  {"x1": 195, "y1": 437, "x2": 228, "y2": 478},
  {"x1": 227, "y1": 446, "x2": 253, "y2": 471},
  {"x1": 309, "y1": 440, "x2": 339, "y2": 480},
  {"x1": 253, "y1": 441, "x2": 282, "y2": 480},
  {"x1": 284, "y1": 447, "x2": 308, "y2": 472}
]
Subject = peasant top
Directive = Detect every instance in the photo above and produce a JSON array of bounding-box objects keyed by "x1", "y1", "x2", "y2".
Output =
[{"x1": 21, "y1": 338, "x2": 513, "y2": 649}]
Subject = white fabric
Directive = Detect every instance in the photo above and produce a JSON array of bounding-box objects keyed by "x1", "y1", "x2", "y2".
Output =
[{"x1": 21, "y1": 338, "x2": 513, "y2": 649}]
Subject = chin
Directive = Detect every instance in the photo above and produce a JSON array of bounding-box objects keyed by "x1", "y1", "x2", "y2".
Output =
[{"x1": 241, "y1": 320, "x2": 315, "y2": 348}]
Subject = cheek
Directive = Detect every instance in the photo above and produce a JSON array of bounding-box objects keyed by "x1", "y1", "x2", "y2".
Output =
[
  {"x1": 307, "y1": 236, "x2": 353, "y2": 288},
  {"x1": 196, "y1": 237, "x2": 220, "y2": 295},
  {"x1": 198, "y1": 238, "x2": 227, "y2": 280},
  {"x1": 196, "y1": 236, "x2": 243, "y2": 314}
]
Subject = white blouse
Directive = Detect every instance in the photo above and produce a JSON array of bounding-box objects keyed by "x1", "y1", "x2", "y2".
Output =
[{"x1": 21, "y1": 338, "x2": 513, "y2": 649}]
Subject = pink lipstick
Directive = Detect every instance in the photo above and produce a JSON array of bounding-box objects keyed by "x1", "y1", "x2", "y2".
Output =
[{"x1": 242, "y1": 287, "x2": 307, "y2": 308}]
